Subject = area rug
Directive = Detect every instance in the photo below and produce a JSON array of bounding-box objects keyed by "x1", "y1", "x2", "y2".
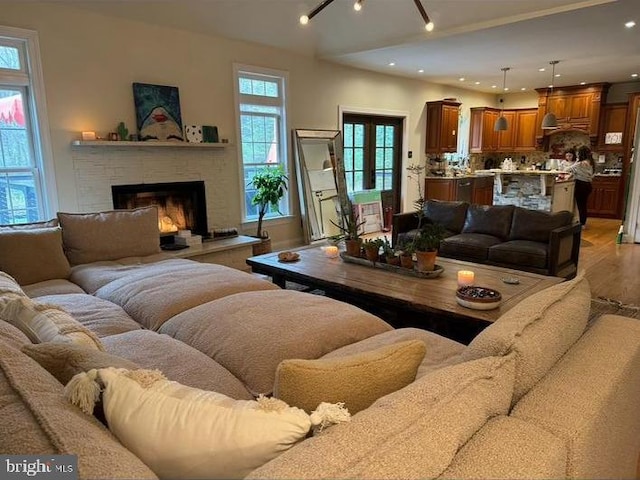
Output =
[{"x1": 589, "y1": 297, "x2": 640, "y2": 324}]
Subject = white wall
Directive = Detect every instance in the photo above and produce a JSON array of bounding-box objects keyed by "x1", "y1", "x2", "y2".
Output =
[{"x1": 0, "y1": 3, "x2": 515, "y2": 247}]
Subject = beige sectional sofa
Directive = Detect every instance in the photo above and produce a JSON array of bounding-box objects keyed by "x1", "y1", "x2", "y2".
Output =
[{"x1": 1, "y1": 206, "x2": 639, "y2": 479}]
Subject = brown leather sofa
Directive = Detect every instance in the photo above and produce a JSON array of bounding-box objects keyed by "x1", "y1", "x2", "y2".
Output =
[{"x1": 392, "y1": 200, "x2": 581, "y2": 278}]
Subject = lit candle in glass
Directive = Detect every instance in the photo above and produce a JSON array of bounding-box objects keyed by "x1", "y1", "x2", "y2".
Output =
[
  {"x1": 323, "y1": 246, "x2": 339, "y2": 258},
  {"x1": 457, "y1": 270, "x2": 475, "y2": 287},
  {"x1": 81, "y1": 131, "x2": 96, "y2": 141}
]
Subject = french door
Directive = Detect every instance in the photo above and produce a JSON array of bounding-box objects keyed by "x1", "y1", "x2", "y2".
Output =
[{"x1": 342, "y1": 114, "x2": 402, "y2": 211}]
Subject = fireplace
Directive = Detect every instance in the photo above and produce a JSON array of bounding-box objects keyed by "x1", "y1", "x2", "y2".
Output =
[{"x1": 111, "y1": 181, "x2": 209, "y2": 239}]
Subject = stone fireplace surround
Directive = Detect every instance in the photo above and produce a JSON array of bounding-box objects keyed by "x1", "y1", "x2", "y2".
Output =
[{"x1": 71, "y1": 145, "x2": 238, "y2": 235}]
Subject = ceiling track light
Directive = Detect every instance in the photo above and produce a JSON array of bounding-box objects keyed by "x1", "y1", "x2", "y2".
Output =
[
  {"x1": 494, "y1": 67, "x2": 510, "y2": 131},
  {"x1": 301, "y1": 0, "x2": 434, "y2": 31},
  {"x1": 541, "y1": 60, "x2": 560, "y2": 130}
]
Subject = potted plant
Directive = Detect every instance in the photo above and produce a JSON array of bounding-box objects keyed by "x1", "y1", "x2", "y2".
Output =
[
  {"x1": 397, "y1": 241, "x2": 415, "y2": 269},
  {"x1": 363, "y1": 238, "x2": 383, "y2": 263},
  {"x1": 381, "y1": 237, "x2": 400, "y2": 266},
  {"x1": 331, "y1": 206, "x2": 365, "y2": 257},
  {"x1": 249, "y1": 166, "x2": 288, "y2": 255},
  {"x1": 413, "y1": 223, "x2": 446, "y2": 272}
]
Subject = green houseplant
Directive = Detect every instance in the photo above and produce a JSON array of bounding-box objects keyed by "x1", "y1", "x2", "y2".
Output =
[
  {"x1": 413, "y1": 223, "x2": 446, "y2": 272},
  {"x1": 330, "y1": 203, "x2": 365, "y2": 257},
  {"x1": 249, "y1": 166, "x2": 288, "y2": 254}
]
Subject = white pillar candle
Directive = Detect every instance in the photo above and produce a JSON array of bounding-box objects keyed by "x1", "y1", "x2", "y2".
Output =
[
  {"x1": 81, "y1": 131, "x2": 96, "y2": 141},
  {"x1": 457, "y1": 270, "x2": 475, "y2": 287},
  {"x1": 323, "y1": 246, "x2": 339, "y2": 258}
]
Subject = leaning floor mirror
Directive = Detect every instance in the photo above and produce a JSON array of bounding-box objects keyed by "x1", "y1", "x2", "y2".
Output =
[{"x1": 293, "y1": 129, "x2": 350, "y2": 244}]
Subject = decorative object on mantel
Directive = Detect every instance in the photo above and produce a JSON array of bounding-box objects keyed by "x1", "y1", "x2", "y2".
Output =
[
  {"x1": 203, "y1": 125, "x2": 219, "y2": 143},
  {"x1": 185, "y1": 125, "x2": 203, "y2": 143},
  {"x1": 249, "y1": 166, "x2": 288, "y2": 255},
  {"x1": 116, "y1": 122, "x2": 129, "y2": 141},
  {"x1": 132, "y1": 82, "x2": 184, "y2": 142}
]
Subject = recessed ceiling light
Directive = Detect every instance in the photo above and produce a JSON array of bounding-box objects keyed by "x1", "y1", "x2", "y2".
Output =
[
  {"x1": 625, "y1": 20, "x2": 636, "y2": 28},
  {"x1": 388, "y1": 62, "x2": 395, "y2": 66},
  {"x1": 580, "y1": 81, "x2": 586, "y2": 85},
  {"x1": 538, "y1": 68, "x2": 546, "y2": 72},
  {"x1": 504, "y1": 87, "x2": 509, "y2": 91},
  {"x1": 520, "y1": 87, "x2": 526, "y2": 91},
  {"x1": 632, "y1": 73, "x2": 639, "y2": 78},
  {"x1": 418, "y1": 69, "x2": 424, "y2": 73},
  {"x1": 474, "y1": 81, "x2": 480, "y2": 85},
  {"x1": 491, "y1": 85, "x2": 497, "y2": 89},
  {"x1": 554, "y1": 73, "x2": 561, "y2": 77},
  {"x1": 458, "y1": 77, "x2": 465, "y2": 81}
]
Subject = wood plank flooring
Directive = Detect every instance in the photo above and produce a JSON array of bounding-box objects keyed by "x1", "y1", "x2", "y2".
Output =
[{"x1": 579, "y1": 218, "x2": 640, "y2": 305}]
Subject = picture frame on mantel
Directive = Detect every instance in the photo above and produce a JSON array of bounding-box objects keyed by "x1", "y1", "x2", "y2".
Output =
[{"x1": 132, "y1": 82, "x2": 184, "y2": 142}]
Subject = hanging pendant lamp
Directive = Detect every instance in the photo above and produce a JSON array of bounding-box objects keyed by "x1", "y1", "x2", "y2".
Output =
[
  {"x1": 494, "y1": 67, "x2": 510, "y2": 131},
  {"x1": 541, "y1": 60, "x2": 559, "y2": 130}
]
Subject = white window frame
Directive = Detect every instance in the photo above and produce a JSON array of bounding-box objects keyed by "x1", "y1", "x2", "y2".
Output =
[
  {"x1": 0, "y1": 25, "x2": 57, "y2": 222},
  {"x1": 233, "y1": 63, "x2": 290, "y2": 224}
]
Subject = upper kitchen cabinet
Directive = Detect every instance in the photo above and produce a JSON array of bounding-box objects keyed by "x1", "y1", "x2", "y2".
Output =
[
  {"x1": 535, "y1": 83, "x2": 610, "y2": 146},
  {"x1": 425, "y1": 100, "x2": 460, "y2": 154},
  {"x1": 597, "y1": 103, "x2": 628, "y2": 152},
  {"x1": 469, "y1": 107, "x2": 537, "y2": 153}
]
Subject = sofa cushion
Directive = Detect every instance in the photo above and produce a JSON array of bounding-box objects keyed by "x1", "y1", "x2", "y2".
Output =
[
  {"x1": 0, "y1": 271, "x2": 26, "y2": 296},
  {"x1": 439, "y1": 233, "x2": 502, "y2": 262},
  {"x1": 21, "y1": 342, "x2": 138, "y2": 385},
  {"x1": 58, "y1": 206, "x2": 161, "y2": 265},
  {"x1": 321, "y1": 327, "x2": 466, "y2": 380},
  {"x1": 23, "y1": 279, "x2": 86, "y2": 298},
  {"x1": 159, "y1": 289, "x2": 392, "y2": 396},
  {"x1": 274, "y1": 340, "x2": 426, "y2": 414},
  {"x1": 0, "y1": 319, "x2": 31, "y2": 348},
  {"x1": 424, "y1": 200, "x2": 469, "y2": 233},
  {"x1": 0, "y1": 296, "x2": 104, "y2": 350},
  {"x1": 509, "y1": 207, "x2": 573, "y2": 243},
  {"x1": 0, "y1": 227, "x2": 71, "y2": 285},
  {"x1": 0, "y1": 218, "x2": 58, "y2": 230},
  {"x1": 93, "y1": 367, "x2": 311, "y2": 480},
  {"x1": 0, "y1": 340, "x2": 157, "y2": 479},
  {"x1": 488, "y1": 240, "x2": 549, "y2": 269},
  {"x1": 462, "y1": 204, "x2": 515, "y2": 240},
  {"x1": 440, "y1": 415, "x2": 567, "y2": 479},
  {"x1": 462, "y1": 273, "x2": 590, "y2": 404},
  {"x1": 101, "y1": 330, "x2": 254, "y2": 400},
  {"x1": 248, "y1": 355, "x2": 516, "y2": 480},
  {"x1": 35, "y1": 293, "x2": 142, "y2": 338}
]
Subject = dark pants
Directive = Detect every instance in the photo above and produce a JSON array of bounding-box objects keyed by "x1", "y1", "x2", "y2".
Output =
[{"x1": 574, "y1": 180, "x2": 593, "y2": 226}]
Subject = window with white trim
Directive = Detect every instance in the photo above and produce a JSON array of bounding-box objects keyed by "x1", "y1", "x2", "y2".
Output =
[
  {"x1": 234, "y1": 65, "x2": 289, "y2": 222},
  {"x1": 0, "y1": 28, "x2": 54, "y2": 224}
]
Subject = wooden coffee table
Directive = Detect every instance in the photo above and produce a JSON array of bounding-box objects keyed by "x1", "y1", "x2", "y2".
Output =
[{"x1": 247, "y1": 246, "x2": 564, "y2": 343}]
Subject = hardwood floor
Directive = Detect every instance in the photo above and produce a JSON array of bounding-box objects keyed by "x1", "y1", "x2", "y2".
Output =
[{"x1": 579, "y1": 218, "x2": 640, "y2": 305}]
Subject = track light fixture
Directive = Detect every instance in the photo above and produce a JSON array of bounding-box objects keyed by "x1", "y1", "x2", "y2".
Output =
[
  {"x1": 541, "y1": 60, "x2": 560, "y2": 130},
  {"x1": 300, "y1": 0, "x2": 434, "y2": 31},
  {"x1": 494, "y1": 67, "x2": 510, "y2": 131}
]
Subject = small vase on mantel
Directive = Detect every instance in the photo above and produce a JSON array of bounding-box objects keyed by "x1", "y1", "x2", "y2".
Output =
[{"x1": 415, "y1": 250, "x2": 437, "y2": 272}]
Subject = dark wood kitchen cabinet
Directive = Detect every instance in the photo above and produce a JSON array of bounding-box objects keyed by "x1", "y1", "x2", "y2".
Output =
[
  {"x1": 472, "y1": 176, "x2": 494, "y2": 205},
  {"x1": 425, "y1": 100, "x2": 461, "y2": 154},
  {"x1": 469, "y1": 107, "x2": 537, "y2": 153},
  {"x1": 587, "y1": 176, "x2": 621, "y2": 218},
  {"x1": 425, "y1": 176, "x2": 489, "y2": 204},
  {"x1": 597, "y1": 103, "x2": 627, "y2": 152}
]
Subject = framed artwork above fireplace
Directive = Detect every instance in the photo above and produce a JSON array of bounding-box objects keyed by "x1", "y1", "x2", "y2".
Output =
[{"x1": 132, "y1": 82, "x2": 184, "y2": 142}]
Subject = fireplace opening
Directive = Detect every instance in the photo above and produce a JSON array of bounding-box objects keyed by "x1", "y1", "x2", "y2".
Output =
[{"x1": 112, "y1": 181, "x2": 209, "y2": 240}]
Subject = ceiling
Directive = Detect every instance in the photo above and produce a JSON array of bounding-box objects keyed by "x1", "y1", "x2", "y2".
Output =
[{"x1": 55, "y1": 0, "x2": 640, "y2": 94}]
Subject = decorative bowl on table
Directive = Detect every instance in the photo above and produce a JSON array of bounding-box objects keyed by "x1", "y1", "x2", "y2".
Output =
[
  {"x1": 456, "y1": 286, "x2": 502, "y2": 310},
  {"x1": 277, "y1": 251, "x2": 300, "y2": 263}
]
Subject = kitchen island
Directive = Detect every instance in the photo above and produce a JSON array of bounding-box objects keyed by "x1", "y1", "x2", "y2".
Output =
[{"x1": 474, "y1": 169, "x2": 575, "y2": 213}]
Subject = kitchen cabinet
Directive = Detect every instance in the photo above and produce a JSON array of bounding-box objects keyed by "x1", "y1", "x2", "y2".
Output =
[
  {"x1": 587, "y1": 176, "x2": 621, "y2": 218},
  {"x1": 469, "y1": 107, "x2": 537, "y2": 153},
  {"x1": 425, "y1": 100, "x2": 460, "y2": 154},
  {"x1": 536, "y1": 83, "x2": 609, "y2": 145},
  {"x1": 425, "y1": 177, "x2": 473, "y2": 202},
  {"x1": 472, "y1": 176, "x2": 494, "y2": 205},
  {"x1": 597, "y1": 103, "x2": 627, "y2": 152}
]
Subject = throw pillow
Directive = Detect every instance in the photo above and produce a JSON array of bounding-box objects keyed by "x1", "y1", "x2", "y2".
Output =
[
  {"x1": 274, "y1": 340, "x2": 427, "y2": 414},
  {"x1": 22, "y1": 343, "x2": 137, "y2": 385},
  {"x1": 0, "y1": 227, "x2": 71, "y2": 285},
  {"x1": 57, "y1": 206, "x2": 161, "y2": 265},
  {"x1": 0, "y1": 271, "x2": 26, "y2": 296},
  {"x1": 68, "y1": 367, "x2": 312, "y2": 479},
  {"x1": 0, "y1": 296, "x2": 103, "y2": 350}
]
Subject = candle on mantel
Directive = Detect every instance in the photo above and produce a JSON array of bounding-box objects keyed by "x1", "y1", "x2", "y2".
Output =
[
  {"x1": 81, "y1": 131, "x2": 97, "y2": 141},
  {"x1": 323, "y1": 245, "x2": 339, "y2": 258},
  {"x1": 457, "y1": 270, "x2": 475, "y2": 287}
]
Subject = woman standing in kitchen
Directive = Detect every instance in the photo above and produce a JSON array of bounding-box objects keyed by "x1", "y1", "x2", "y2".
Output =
[
  {"x1": 559, "y1": 147, "x2": 577, "y2": 171},
  {"x1": 565, "y1": 145, "x2": 594, "y2": 228}
]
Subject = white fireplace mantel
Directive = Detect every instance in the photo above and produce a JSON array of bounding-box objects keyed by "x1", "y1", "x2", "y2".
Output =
[{"x1": 71, "y1": 140, "x2": 231, "y2": 148}]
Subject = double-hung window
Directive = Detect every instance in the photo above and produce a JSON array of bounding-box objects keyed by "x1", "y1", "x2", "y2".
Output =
[
  {"x1": 234, "y1": 65, "x2": 289, "y2": 222},
  {"x1": 0, "y1": 27, "x2": 55, "y2": 224}
]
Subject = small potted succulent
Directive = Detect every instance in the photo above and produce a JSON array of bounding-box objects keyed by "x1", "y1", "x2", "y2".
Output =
[
  {"x1": 363, "y1": 238, "x2": 383, "y2": 263},
  {"x1": 331, "y1": 208, "x2": 365, "y2": 257},
  {"x1": 413, "y1": 223, "x2": 446, "y2": 272},
  {"x1": 398, "y1": 241, "x2": 415, "y2": 269},
  {"x1": 382, "y1": 237, "x2": 400, "y2": 266}
]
